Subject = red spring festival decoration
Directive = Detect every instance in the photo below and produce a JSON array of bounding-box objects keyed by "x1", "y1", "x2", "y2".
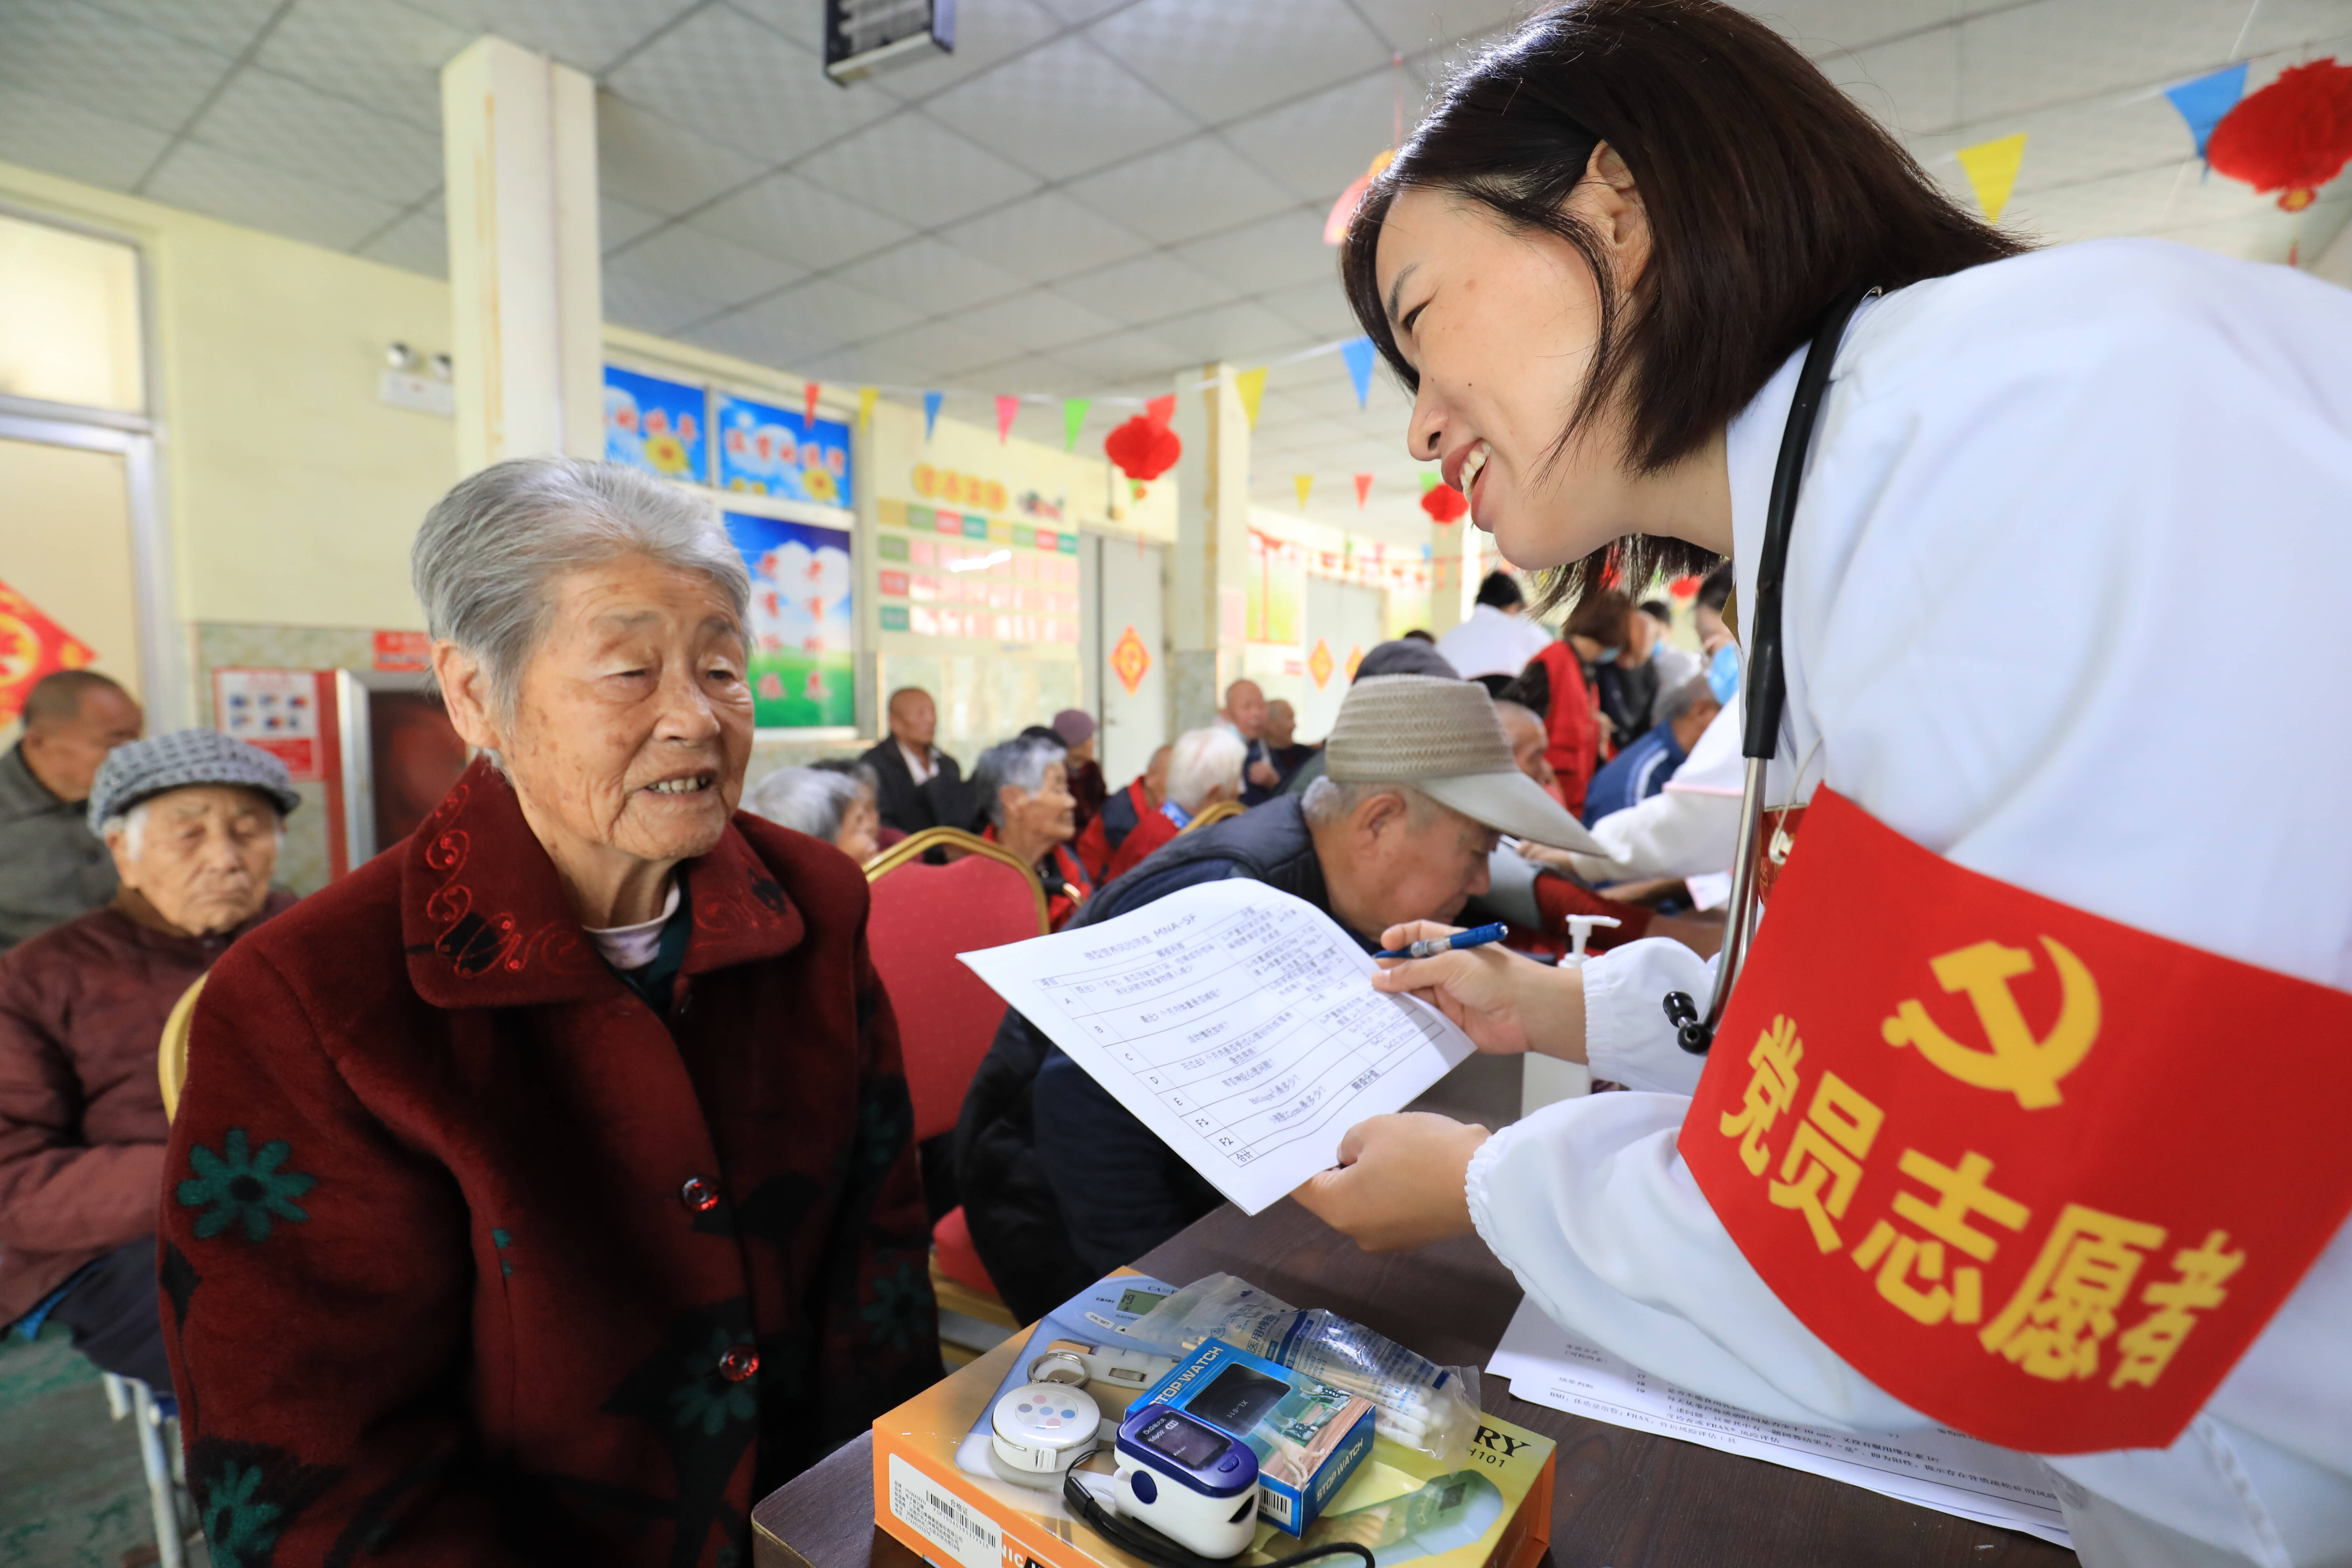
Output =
[
  {"x1": 1104, "y1": 394, "x2": 1182, "y2": 483},
  {"x1": 1420, "y1": 483, "x2": 1468, "y2": 524},
  {"x1": 2206, "y1": 58, "x2": 2352, "y2": 211}
]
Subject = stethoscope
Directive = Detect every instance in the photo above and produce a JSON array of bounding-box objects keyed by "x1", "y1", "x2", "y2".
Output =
[{"x1": 1663, "y1": 283, "x2": 1878, "y2": 1056}]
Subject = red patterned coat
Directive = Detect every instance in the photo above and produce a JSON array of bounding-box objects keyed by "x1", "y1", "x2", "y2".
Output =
[{"x1": 160, "y1": 760, "x2": 938, "y2": 1567}]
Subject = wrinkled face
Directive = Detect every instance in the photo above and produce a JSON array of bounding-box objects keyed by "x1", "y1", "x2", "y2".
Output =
[
  {"x1": 890, "y1": 692, "x2": 937, "y2": 751},
  {"x1": 1265, "y1": 701, "x2": 1297, "y2": 749},
  {"x1": 1378, "y1": 181, "x2": 1647, "y2": 573},
  {"x1": 24, "y1": 685, "x2": 144, "y2": 801},
  {"x1": 111, "y1": 784, "x2": 279, "y2": 936},
  {"x1": 1003, "y1": 761, "x2": 1076, "y2": 848},
  {"x1": 1353, "y1": 794, "x2": 1498, "y2": 931},
  {"x1": 834, "y1": 796, "x2": 881, "y2": 865},
  {"x1": 493, "y1": 555, "x2": 754, "y2": 871},
  {"x1": 1224, "y1": 681, "x2": 1267, "y2": 738},
  {"x1": 1498, "y1": 707, "x2": 1556, "y2": 791}
]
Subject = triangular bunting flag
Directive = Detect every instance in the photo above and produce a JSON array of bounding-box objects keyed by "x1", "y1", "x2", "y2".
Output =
[
  {"x1": 1234, "y1": 367, "x2": 1267, "y2": 427},
  {"x1": 923, "y1": 391, "x2": 942, "y2": 441},
  {"x1": 2165, "y1": 62, "x2": 2248, "y2": 160},
  {"x1": 1353, "y1": 473, "x2": 1373, "y2": 508},
  {"x1": 1341, "y1": 337, "x2": 1377, "y2": 408},
  {"x1": 1131, "y1": 480, "x2": 1146, "y2": 502},
  {"x1": 996, "y1": 394, "x2": 1019, "y2": 444},
  {"x1": 1294, "y1": 474, "x2": 1314, "y2": 509},
  {"x1": 857, "y1": 386, "x2": 878, "y2": 430},
  {"x1": 1145, "y1": 394, "x2": 1177, "y2": 426},
  {"x1": 804, "y1": 381, "x2": 820, "y2": 424},
  {"x1": 1063, "y1": 397, "x2": 1091, "y2": 452},
  {"x1": 1420, "y1": 470, "x2": 1440, "y2": 492},
  {"x1": 1955, "y1": 132, "x2": 2028, "y2": 223}
]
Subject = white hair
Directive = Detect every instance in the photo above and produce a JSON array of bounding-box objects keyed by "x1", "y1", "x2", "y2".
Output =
[
  {"x1": 971, "y1": 736, "x2": 1064, "y2": 828},
  {"x1": 744, "y1": 765, "x2": 873, "y2": 841},
  {"x1": 410, "y1": 456, "x2": 750, "y2": 722},
  {"x1": 1166, "y1": 727, "x2": 1246, "y2": 813},
  {"x1": 1300, "y1": 776, "x2": 1442, "y2": 829}
]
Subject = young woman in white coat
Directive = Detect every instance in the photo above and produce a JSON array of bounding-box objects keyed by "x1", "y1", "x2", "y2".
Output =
[{"x1": 1293, "y1": 4, "x2": 2352, "y2": 1565}]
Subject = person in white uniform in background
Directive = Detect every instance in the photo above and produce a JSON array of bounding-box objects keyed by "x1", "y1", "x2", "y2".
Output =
[
  {"x1": 1291, "y1": 4, "x2": 2352, "y2": 1566},
  {"x1": 1436, "y1": 571, "x2": 1555, "y2": 689}
]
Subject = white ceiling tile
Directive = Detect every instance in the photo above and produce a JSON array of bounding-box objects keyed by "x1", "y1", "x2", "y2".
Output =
[
  {"x1": 184, "y1": 68, "x2": 444, "y2": 205},
  {"x1": 144, "y1": 138, "x2": 405, "y2": 250},
  {"x1": 597, "y1": 93, "x2": 768, "y2": 215},
  {"x1": 1086, "y1": 0, "x2": 1392, "y2": 124},
  {"x1": 1739, "y1": 0, "x2": 1967, "y2": 55},
  {"x1": 728, "y1": 275, "x2": 924, "y2": 359},
  {"x1": 1257, "y1": 276, "x2": 1361, "y2": 338},
  {"x1": 1403, "y1": 23, "x2": 1515, "y2": 94},
  {"x1": 1032, "y1": 0, "x2": 1126, "y2": 21},
  {"x1": 0, "y1": 84, "x2": 173, "y2": 191},
  {"x1": 868, "y1": 0, "x2": 1065, "y2": 100},
  {"x1": 1346, "y1": 0, "x2": 1535, "y2": 54},
  {"x1": 692, "y1": 170, "x2": 915, "y2": 269},
  {"x1": 957, "y1": 288, "x2": 1122, "y2": 351},
  {"x1": 1222, "y1": 71, "x2": 1415, "y2": 204},
  {"x1": 856, "y1": 317, "x2": 1028, "y2": 377},
  {"x1": 1064, "y1": 134, "x2": 1301, "y2": 244},
  {"x1": 607, "y1": 6, "x2": 897, "y2": 163},
  {"x1": 1051, "y1": 251, "x2": 1241, "y2": 326},
  {"x1": 793, "y1": 111, "x2": 1041, "y2": 226},
  {"x1": 961, "y1": 354, "x2": 1094, "y2": 396},
  {"x1": 1814, "y1": 24, "x2": 1960, "y2": 135},
  {"x1": 603, "y1": 194, "x2": 670, "y2": 251},
  {"x1": 1958, "y1": 0, "x2": 2244, "y2": 124},
  {"x1": 798, "y1": 343, "x2": 931, "y2": 385},
  {"x1": 1060, "y1": 328, "x2": 1191, "y2": 382},
  {"x1": 355, "y1": 196, "x2": 449, "y2": 276},
  {"x1": 0, "y1": 0, "x2": 237, "y2": 137},
  {"x1": 253, "y1": 0, "x2": 473, "y2": 129},
  {"x1": 1149, "y1": 300, "x2": 1313, "y2": 363},
  {"x1": 2237, "y1": 0, "x2": 2352, "y2": 57},
  {"x1": 606, "y1": 269, "x2": 720, "y2": 334},
  {"x1": 833, "y1": 236, "x2": 1031, "y2": 314},
  {"x1": 1172, "y1": 207, "x2": 1335, "y2": 293},
  {"x1": 924, "y1": 35, "x2": 1195, "y2": 180},
  {"x1": 943, "y1": 189, "x2": 1152, "y2": 281},
  {"x1": 400, "y1": 0, "x2": 699, "y2": 75},
  {"x1": 605, "y1": 225, "x2": 808, "y2": 323},
  {"x1": 724, "y1": 0, "x2": 823, "y2": 51},
  {"x1": 76, "y1": 0, "x2": 280, "y2": 55}
]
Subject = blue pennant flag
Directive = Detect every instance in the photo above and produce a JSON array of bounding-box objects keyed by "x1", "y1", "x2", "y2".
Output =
[
  {"x1": 1341, "y1": 336, "x2": 1377, "y2": 408},
  {"x1": 923, "y1": 390, "x2": 943, "y2": 441},
  {"x1": 2165, "y1": 62, "x2": 2247, "y2": 160}
]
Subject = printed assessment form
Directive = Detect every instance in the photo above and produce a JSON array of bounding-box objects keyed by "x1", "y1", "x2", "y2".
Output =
[{"x1": 960, "y1": 879, "x2": 1477, "y2": 1212}]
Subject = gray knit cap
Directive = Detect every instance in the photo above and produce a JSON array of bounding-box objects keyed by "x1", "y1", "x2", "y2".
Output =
[
  {"x1": 88, "y1": 728, "x2": 301, "y2": 833},
  {"x1": 1324, "y1": 676, "x2": 1600, "y2": 852}
]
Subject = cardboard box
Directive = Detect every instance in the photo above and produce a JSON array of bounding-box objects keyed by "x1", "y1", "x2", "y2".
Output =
[
  {"x1": 1138, "y1": 1339, "x2": 1375, "y2": 1533},
  {"x1": 872, "y1": 1274, "x2": 1555, "y2": 1568}
]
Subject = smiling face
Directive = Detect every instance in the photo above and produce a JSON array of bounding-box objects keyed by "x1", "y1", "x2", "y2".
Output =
[
  {"x1": 1223, "y1": 680, "x2": 1267, "y2": 740},
  {"x1": 439, "y1": 553, "x2": 753, "y2": 921}
]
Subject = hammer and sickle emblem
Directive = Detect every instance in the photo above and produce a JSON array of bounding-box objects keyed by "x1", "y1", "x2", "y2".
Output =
[{"x1": 1880, "y1": 938, "x2": 2100, "y2": 1109}]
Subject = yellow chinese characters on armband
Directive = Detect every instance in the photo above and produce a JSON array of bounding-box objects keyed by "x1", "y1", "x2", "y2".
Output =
[{"x1": 1678, "y1": 789, "x2": 2352, "y2": 1455}]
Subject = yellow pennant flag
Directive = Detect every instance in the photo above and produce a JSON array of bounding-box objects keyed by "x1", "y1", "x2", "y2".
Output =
[
  {"x1": 858, "y1": 386, "x2": 878, "y2": 429},
  {"x1": 1955, "y1": 132, "x2": 2027, "y2": 223},
  {"x1": 1294, "y1": 474, "x2": 1314, "y2": 509},
  {"x1": 1234, "y1": 367, "x2": 1268, "y2": 428}
]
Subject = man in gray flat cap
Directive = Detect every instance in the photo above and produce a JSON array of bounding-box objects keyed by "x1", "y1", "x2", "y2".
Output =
[
  {"x1": 0, "y1": 730, "x2": 298, "y2": 1387},
  {"x1": 958, "y1": 676, "x2": 1603, "y2": 1321}
]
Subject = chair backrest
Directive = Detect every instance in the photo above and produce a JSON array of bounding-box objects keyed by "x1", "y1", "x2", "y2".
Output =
[
  {"x1": 158, "y1": 974, "x2": 206, "y2": 1122},
  {"x1": 1182, "y1": 800, "x2": 1245, "y2": 835},
  {"x1": 866, "y1": 830, "x2": 1049, "y2": 1144}
]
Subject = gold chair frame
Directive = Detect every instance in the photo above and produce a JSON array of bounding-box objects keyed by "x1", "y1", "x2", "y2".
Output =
[
  {"x1": 864, "y1": 826, "x2": 1049, "y2": 934},
  {"x1": 158, "y1": 974, "x2": 206, "y2": 1122}
]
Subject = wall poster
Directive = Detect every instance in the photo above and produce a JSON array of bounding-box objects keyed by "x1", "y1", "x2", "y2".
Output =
[
  {"x1": 727, "y1": 511, "x2": 855, "y2": 732},
  {"x1": 604, "y1": 365, "x2": 707, "y2": 482},
  {"x1": 716, "y1": 393, "x2": 854, "y2": 507}
]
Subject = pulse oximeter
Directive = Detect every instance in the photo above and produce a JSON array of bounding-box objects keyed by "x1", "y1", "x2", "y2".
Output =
[{"x1": 1111, "y1": 1403, "x2": 1261, "y2": 1559}]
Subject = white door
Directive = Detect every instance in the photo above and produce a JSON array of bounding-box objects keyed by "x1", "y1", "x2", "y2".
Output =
[
  {"x1": 1296, "y1": 578, "x2": 1385, "y2": 744},
  {"x1": 1085, "y1": 534, "x2": 1166, "y2": 786}
]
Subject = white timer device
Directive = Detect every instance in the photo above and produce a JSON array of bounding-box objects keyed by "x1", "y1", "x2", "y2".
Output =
[{"x1": 990, "y1": 1382, "x2": 1102, "y2": 1485}]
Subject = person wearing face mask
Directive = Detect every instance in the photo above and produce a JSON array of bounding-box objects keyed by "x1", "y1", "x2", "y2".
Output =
[
  {"x1": 974, "y1": 734, "x2": 1092, "y2": 930},
  {"x1": 1290, "y1": 4, "x2": 2352, "y2": 1565},
  {"x1": 0, "y1": 730, "x2": 297, "y2": 1391},
  {"x1": 1565, "y1": 589, "x2": 1643, "y2": 751},
  {"x1": 161, "y1": 458, "x2": 938, "y2": 1566}
]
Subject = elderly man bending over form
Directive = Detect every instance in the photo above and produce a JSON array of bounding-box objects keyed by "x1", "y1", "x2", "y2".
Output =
[
  {"x1": 0, "y1": 730, "x2": 296, "y2": 1388},
  {"x1": 955, "y1": 676, "x2": 1594, "y2": 1322},
  {"x1": 162, "y1": 457, "x2": 936, "y2": 1566}
]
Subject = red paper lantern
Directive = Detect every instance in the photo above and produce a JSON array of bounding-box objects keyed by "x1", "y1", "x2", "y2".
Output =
[
  {"x1": 1667, "y1": 574, "x2": 1701, "y2": 600},
  {"x1": 1104, "y1": 415, "x2": 1181, "y2": 482},
  {"x1": 1420, "y1": 484, "x2": 1468, "y2": 524},
  {"x1": 2207, "y1": 59, "x2": 2352, "y2": 210}
]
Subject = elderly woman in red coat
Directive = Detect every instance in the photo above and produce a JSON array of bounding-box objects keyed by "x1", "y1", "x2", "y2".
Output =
[{"x1": 161, "y1": 457, "x2": 938, "y2": 1566}]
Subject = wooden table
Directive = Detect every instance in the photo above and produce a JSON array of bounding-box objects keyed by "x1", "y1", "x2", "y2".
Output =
[{"x1": 754, "y1": 1056, "x2": 2077, "y2": 1568}]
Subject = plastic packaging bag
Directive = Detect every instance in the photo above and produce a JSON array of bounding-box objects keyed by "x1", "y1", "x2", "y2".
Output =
[{"x1": 1117, "y1": 1274, "x2": 1481, "y2": 1468}]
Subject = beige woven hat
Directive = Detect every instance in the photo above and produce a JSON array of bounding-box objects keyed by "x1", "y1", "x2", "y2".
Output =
[{"x1": 1323, "y1": 676, "x2": 1601, "y2": 852}]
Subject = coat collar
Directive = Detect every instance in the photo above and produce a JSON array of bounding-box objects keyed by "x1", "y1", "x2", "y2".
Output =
[{"x1": 401, "y1": 758, "x2": 804, "y2": 1010}]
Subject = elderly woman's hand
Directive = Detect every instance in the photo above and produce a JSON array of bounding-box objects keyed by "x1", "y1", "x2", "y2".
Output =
[
  {"x1": 1371, "y1": 921, "x2": 1588, "y2": 1061},
  {"x1": 1292, "y1": 1114, "x2": 1491, "y2": 1251}
]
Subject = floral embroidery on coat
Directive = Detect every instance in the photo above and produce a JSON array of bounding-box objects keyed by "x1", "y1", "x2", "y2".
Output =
[{"x1": 177, "y1": 1129, "x2": 317, "y2": 1242}]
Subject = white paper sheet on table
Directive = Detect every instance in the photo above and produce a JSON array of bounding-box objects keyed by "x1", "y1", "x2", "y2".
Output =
[
  {"x1": 1488, "y1": 1297, "x2": 2072, "y2": 1548},
  {"x1": 958, "y1": 878, "x2": 1476, "y2": 1215}
]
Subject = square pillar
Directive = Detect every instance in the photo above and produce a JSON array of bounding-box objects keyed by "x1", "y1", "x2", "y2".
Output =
[
  {"x1": 1169, "y1": 363, "x2": 1250, "y2": 732},
  {"x1": 442, "y1": 36, "x2": 603, "y2": 472}
]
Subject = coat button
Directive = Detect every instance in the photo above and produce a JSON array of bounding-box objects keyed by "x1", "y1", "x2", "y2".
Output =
[
  {"x1": 679, "y1": 1176, "x2": 720, "y2": 1212},
  {"x1": 718, "y1": 1344, "x2": 760, "y2": 1382}
]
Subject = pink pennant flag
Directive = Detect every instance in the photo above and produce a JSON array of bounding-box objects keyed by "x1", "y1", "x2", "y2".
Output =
[
  {"x1": 1144, "y1": 394, "x2": 1177, "y2": 426},
  {"x1": 995, "y1": 394, "x2": 1019, "y2": 443},
  {"x1": 1353, "y1": 472, "x2": 1373, "y2": 508},
  {"x1": 804, "y1": 382, "x2": 820, "y2": 424}
]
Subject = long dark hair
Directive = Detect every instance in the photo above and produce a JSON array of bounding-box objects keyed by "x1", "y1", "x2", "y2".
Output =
[{"x1": 1342, "y1": 0, "x2": 2025, "y2": 606}]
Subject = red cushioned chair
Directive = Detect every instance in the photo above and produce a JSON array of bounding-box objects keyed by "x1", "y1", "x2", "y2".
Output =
[{"x1": 864, "y1": 828, "x2": 1046, "y2": 1356}]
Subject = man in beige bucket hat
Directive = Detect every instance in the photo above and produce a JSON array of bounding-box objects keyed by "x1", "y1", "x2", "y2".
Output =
[{"x1": 954, "y1": 672, "x2": 1597, "y2": 1319}]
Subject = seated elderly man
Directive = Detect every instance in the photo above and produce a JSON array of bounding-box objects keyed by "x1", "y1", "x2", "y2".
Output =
[
  {"x1": 0, "y1": 730, "x2": 296, "y2": 1389},
  {"x1": 745, "y1": 762, "x2": 882, "y2": 864},
  {"x1": 0, "y1": 669, "x2": 145, "y2": 950},
  {"x1": 1102, "y1": 726, "x2": 1245, "y2": 883},
  {"x1": 972, "y1": 733, "x2": 1091, "y2": 929},
  {"x1": 1073, "y1": 743, "x2": 1169, "y2": 884},
  {"x1": 955, "y1": 676, "x2": 1591, "y2": 1322},
  {"x1": 163, "y1": 457, "x2": 936, "y2": 1566}
]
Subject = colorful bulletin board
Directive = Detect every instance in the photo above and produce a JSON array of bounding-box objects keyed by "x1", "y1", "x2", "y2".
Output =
[
  {"x1": 716, "y1": 394, "x2": 854, "y2": 508},
  {"x1": 727, "y1": 511, "x2": 855, "y2": 732},
  {"x1": 604, "y1": 366, "x2": 707, "y2": 483}
]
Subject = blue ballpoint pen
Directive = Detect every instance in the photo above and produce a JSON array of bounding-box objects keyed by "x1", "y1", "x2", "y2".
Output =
[{"x1": 1374, "y1": 922, "x2": 1509, "y2": 961}]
